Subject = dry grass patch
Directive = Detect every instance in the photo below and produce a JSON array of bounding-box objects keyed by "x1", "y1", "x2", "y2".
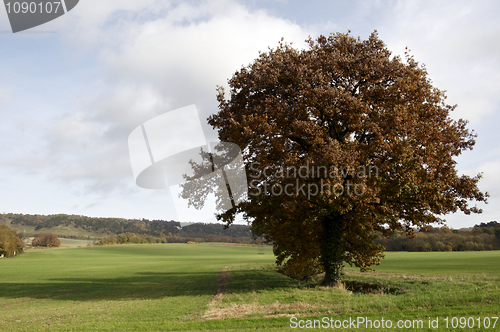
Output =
[
  {"x1": 203, "y1": 266, "x2": 354, "y2": 320},
  {"x1": 208, "y1": 265, "x2": 231, "y2": 307},
  {"x1": 204, "y1": 300, "x2": 320, "y2": 320},
  {"x1": 345, "y1": 269, "x2": 500, "y2": 280}
]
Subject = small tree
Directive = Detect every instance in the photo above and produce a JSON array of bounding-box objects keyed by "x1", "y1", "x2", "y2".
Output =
[
  {"x1": 46, "y1": 233, "x2": 61, "y2": 247},
  {"x1": 183, "y1": 31, "x2": 488, "y2": 285},
  {"x1": 0, "y1": 225, "x2": 23, "y2": 257},
  {"x1": 32, "y1": 233, "x2": 61, "y2": 247}
]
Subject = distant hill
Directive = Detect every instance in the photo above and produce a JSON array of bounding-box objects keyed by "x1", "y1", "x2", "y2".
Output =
[
  {"x1": 0, "y1": 213, "x2": 252, "y2": 240},
  {"x1": 1, "y1": 213, "x2": 497, "y2": 251}
]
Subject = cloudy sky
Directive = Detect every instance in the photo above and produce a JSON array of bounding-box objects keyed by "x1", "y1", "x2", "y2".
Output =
[{"x1": 0, "y1": 0, "x2": 498, "y2": 228}]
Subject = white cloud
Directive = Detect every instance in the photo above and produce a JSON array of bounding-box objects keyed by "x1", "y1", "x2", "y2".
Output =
[
  {"x1": 468, "y1": 161, "x2": 500, "y2": 198},
  {"x1": 45, "y1": 85, "x2": 171, "y2": 186},
  {"x1": 376, "y1": 0, "x2": 500, "y2": 123},
  {"x1": 1, "y1": 85, "x2": 170, "y2": 197},
  {"x1": 64, "y1": 1, "x2": 309, "y2": 105},
  {"x1": 445, "y1": 159, "x2": 500, "y2": 228},
  {"x1": 2, "y1": 1, "x2": 310, "y2": 202},
  {"x1": 0, "y1": 88, "x2": 11, "y2": 105},
  {"x1": 27, "y1": 1, "x2": 309, "y2": 190},
  {"x1": 2, "y1": 0, "x2": 499, "y2": 223}
]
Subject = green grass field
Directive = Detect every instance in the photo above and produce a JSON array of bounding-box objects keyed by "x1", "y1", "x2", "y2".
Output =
[
  {"x1": 0, "y1": 244, "x2": 499, "y2": 331},
  {"x1": 59, "y1": 238, "x2": 92, "y2": 248}
]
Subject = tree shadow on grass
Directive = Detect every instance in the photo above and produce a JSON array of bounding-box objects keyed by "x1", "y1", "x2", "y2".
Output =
[
  {"x1": 0, "y1": 266, "x2": 408, "y2": 302},
  {"x1": 0, "y1": 272, "x2": 220, "y2": 301},
  {"x1": 343, "y1": 280, "x2": 404, "y2": 295},
  {"x1": 0, "y1": 268, "x2": 308, "y2": 302},
  {"x1": 304, "y1": 272, "x2": 406, "y2": 295}
]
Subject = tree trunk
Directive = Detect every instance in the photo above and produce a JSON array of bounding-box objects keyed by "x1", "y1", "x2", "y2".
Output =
[{"x1": 320, "y1": 213, "x2": 344, "y2": 286}]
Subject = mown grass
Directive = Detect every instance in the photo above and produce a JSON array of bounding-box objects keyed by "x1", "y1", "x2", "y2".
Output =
[
  {"x1": 59, "y1": 238, "x2": 91, "y2": 247},
  {"x1": 0, "y1": 245, "x2": 499, "y2": 331},
  {"x1": 352, "y1": 251, "x2": 500, "y2": 276}
]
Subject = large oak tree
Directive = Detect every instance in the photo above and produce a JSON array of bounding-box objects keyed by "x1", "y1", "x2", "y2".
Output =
[{"x1": 186, "y1": 32, "x2": 488, "y2": 285}]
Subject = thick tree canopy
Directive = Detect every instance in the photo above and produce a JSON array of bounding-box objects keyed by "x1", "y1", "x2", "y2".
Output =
[
  {"x1": 32, "y1": 233, "x2": 61, "y2": 247},
  {"x1": 0, "y1": 225, "x2": 23, "y2": 257},
  {"x1": 187, "y1": 32, "x2": 488, "y2": 284}
]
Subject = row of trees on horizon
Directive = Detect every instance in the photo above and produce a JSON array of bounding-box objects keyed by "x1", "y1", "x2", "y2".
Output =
[
  {"x1": 93, "y1": 232, "x2": 265, "y2": 246},
  {"x1": 94, "y1": 223, "x2": 500, "y2": 252},
  {"x1": 0, "y1": 213, "x2": 251, "y2": 239},
  {"x1": 1, "y1": 213, "x2": 499, "y2": 252},
  {"x1": 375, "y1": 222, "x2": 500, "y2": 252}
]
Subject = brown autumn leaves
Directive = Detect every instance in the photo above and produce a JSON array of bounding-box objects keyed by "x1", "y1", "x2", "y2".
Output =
[{"x1": 183, "y1": 31, "x2": 488, "y2": 282}]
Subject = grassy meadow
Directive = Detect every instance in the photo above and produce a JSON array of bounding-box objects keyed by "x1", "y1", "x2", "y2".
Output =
[
  {"x1": 59, "y1": 238, "x2": 92, "y2": 248},
  {"x1": 0, "y1": 244, "x2": 499, "y2": 331}
]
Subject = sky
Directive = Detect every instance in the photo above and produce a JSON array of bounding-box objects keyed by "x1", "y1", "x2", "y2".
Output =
[{"x1": 0, "y1": 0, "x2": 498, "y2": 228}]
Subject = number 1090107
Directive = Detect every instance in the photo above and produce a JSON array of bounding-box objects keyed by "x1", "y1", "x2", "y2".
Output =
[{"x1": 5, "y1": 2, "x2": 62, "y2": 14}]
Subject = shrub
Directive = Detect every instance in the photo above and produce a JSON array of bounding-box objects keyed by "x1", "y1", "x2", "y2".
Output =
[
  {"x1": 0, "y1": 225, "x2": 24, "y2": 257},
  {"x1": 32, "y1": 233, "x2": 61, "y2": 247}
]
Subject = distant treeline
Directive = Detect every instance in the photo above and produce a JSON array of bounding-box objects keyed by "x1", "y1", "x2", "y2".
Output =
[
  {"x1": 94, "y1": 233, "x2": 263, "y2": 246},
  {"x1": 375, "y1": 221, "x2": 500, "y2": 251},
  {"x1": 0, "y1": 213, "x2": 253, "y2": 241},
  {"x1": 2, "y1": 213, "x2": 181, "y2": 236},
  {"x1": 2, "y1": 213, "x2": 498, "y2": 251}
]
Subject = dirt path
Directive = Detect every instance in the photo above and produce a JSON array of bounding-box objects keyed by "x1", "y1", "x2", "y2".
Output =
[{"x1": 211, "y1": 266, "x2": 231, "y2": 304}]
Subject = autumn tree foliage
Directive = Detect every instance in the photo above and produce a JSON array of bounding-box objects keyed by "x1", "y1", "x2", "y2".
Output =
[
  {"x1": 32, "y1": 233, "x2": 61, "y2": 247},
  {"x1": 0, "y1": 225, "x2": 23, "y2": 257},
  {"x1": 187, "y1": 32, "x2": 488, "y2": 285}
]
